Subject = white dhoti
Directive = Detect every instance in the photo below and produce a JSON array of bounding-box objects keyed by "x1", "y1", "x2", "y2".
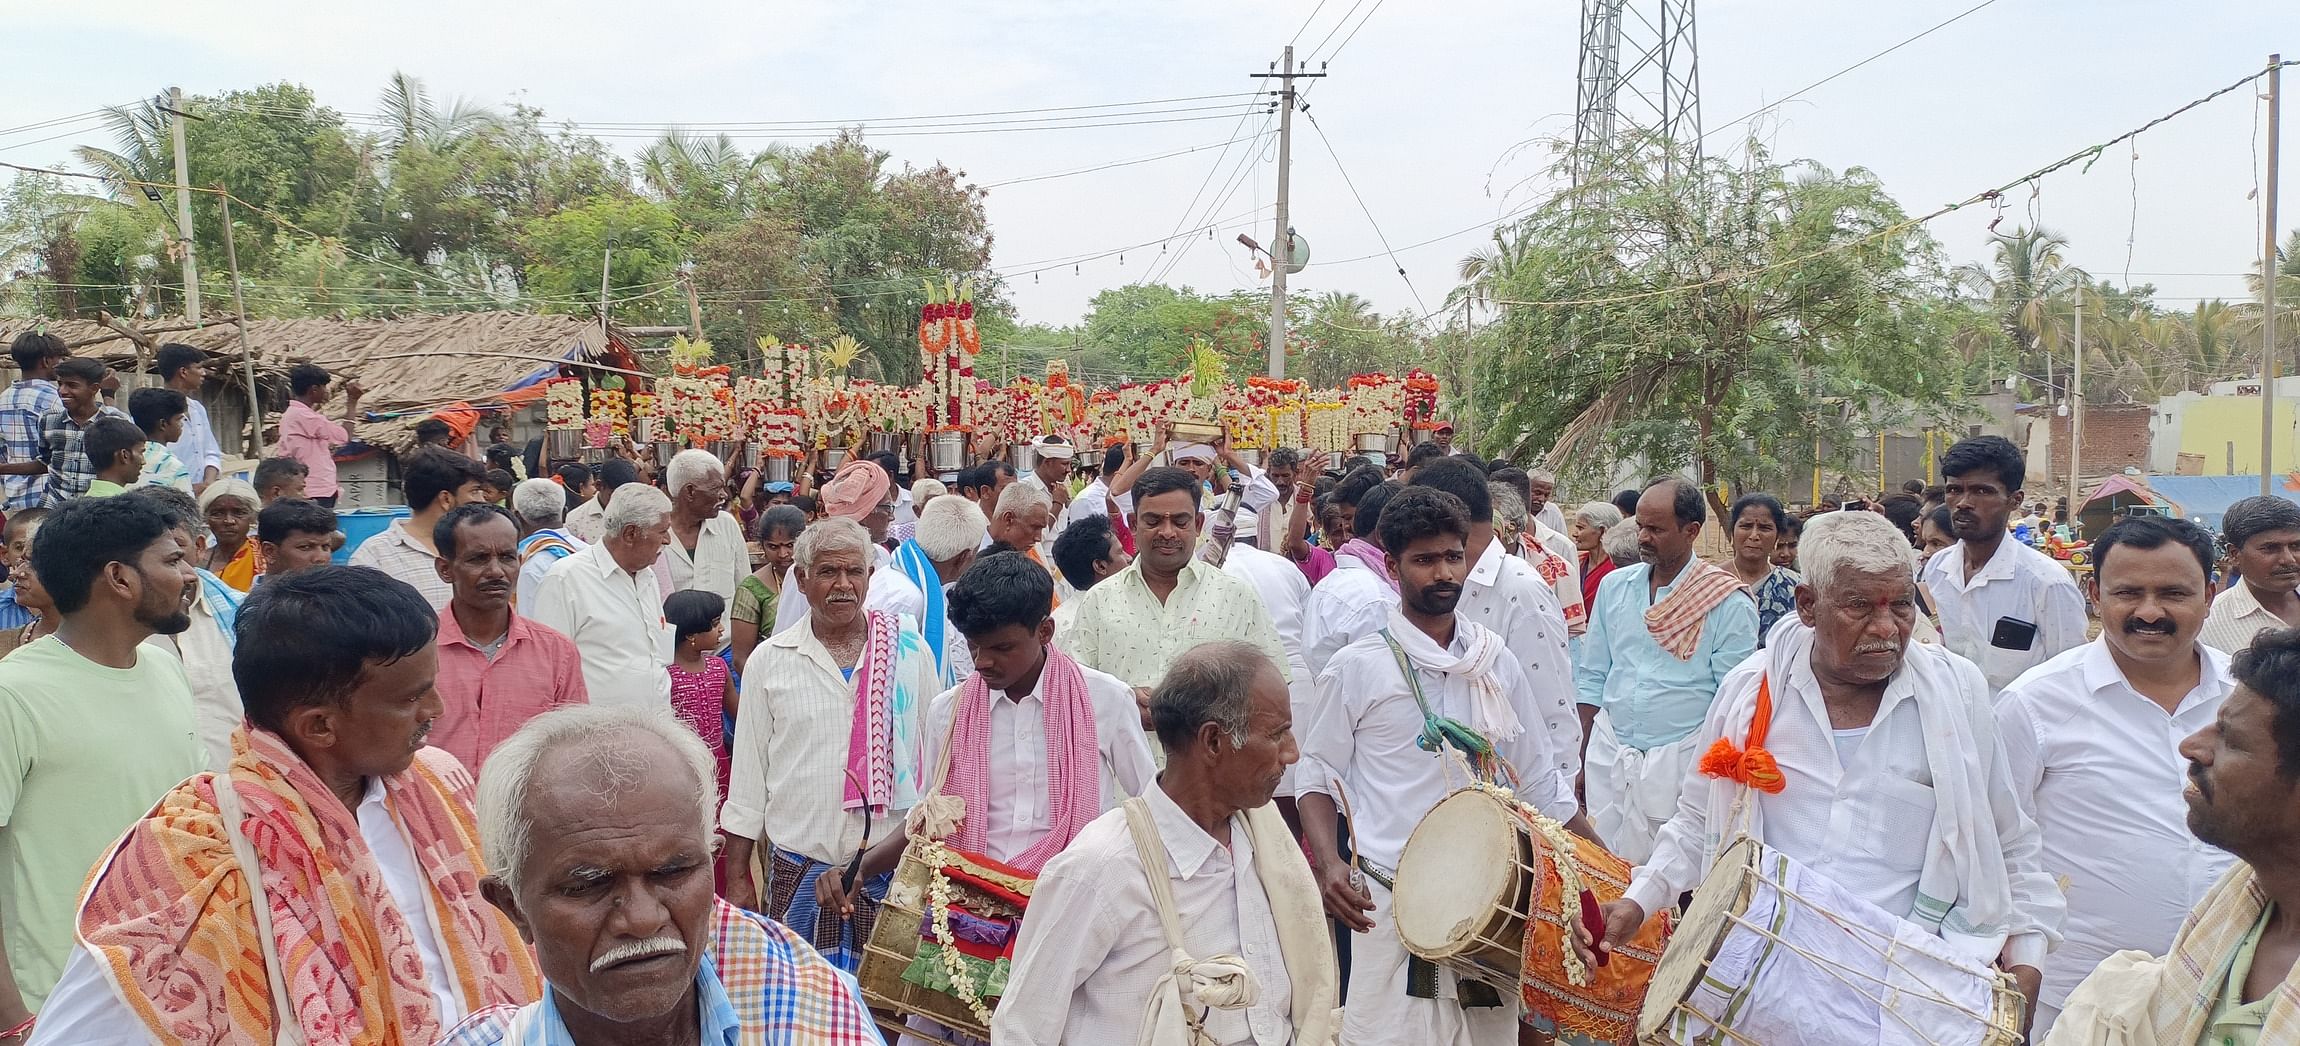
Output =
[
  {"x1": 1583, "y1": 709, "x2": 1703, "y2": 866},
  {"x1": 1340, "y1": 880, "x2": 1521, "y2": 1046}
]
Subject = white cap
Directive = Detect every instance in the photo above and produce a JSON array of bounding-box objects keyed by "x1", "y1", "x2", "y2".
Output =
[
  {"x1": 1169, "y1": 442, "x2": 1217, "y2": 463},
  {"x1": 1032, "y1": 435, "x2": 1075, "y2": 460}
]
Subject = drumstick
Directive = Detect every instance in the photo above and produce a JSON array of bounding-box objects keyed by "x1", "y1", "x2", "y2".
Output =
[{"x1": 1330, "y1": 778, "x2": 1377, "y2": 893}]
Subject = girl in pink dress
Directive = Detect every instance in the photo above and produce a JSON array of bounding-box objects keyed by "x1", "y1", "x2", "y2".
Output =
[{"x1": 665, "y1": 590, "x2": 737, "y2": 889}]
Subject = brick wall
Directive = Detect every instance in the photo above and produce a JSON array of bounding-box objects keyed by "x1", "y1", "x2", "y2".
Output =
[{"x1": 2037, "y1": 402, "x2": 2154, "y2": 482}]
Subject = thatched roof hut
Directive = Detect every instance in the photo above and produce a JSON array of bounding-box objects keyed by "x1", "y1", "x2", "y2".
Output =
[{"x1": 0, "y1": 311, "x2": 629, "y2": 455}]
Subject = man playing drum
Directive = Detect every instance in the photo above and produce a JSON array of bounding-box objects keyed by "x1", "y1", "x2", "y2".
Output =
[
  {"x1": 1583, "y1": 510, "x2": 2062, "y2": 1030},
  {"x1": 1298, "y1": 487, "x2": 1595, "y2": 1046},
  {"x1": 833, "y1": 552, "x2": 1160, "y2": 1045}
]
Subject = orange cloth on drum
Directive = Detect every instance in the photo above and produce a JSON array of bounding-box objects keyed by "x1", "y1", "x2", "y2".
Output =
[{"x1": 1519, "y1": 818, "x2": 1673, "y2": 1043}]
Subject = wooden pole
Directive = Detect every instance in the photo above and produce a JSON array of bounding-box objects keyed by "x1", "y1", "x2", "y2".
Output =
[
  {"x1": 219, "y1": 194, "x2": 264, "y2": 458},
  {"x1": 2266, "y1": 54, "x2": 2283, "y2": 496},
  {"x1": 2068, "y1": 297, "x2": 2084, "y2": 531},
  {"x1": 169, "y1": 87, "x2": 200, "y2": 325},
  {"x1": 683, "y1": 273, "x2": 704, "y2": 340}
]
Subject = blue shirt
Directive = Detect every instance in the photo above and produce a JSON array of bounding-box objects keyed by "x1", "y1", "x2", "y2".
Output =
[
  {"x1": 1573, "y1": 558, "x2": 1759, "y2": 750},
  {"x1": 0, "y1": 586, "x2": 30, "y2": 632},
  {"x1": 442, "y1": 955, "x2": 747, "y2": 1045}
]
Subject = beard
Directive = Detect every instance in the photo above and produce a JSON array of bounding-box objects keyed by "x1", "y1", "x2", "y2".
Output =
[
  {"x1": 1404, "y1": 582, "x2": 1462, "y2": 617},
  {"x1": 139, "y1": 605, "x2": 193, "y2": 636}
]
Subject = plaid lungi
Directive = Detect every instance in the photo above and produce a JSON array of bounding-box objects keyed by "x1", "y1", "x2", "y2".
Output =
[{"x1": 769, "y1": 848, "x2": 890, "y2": 974}]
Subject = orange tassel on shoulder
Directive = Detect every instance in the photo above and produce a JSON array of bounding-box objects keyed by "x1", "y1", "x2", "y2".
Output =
[{"x1": 1699, "y1": 675, "x2": 1787, "y2": 794}]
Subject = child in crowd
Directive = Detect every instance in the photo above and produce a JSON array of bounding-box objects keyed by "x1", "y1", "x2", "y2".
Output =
[
  {"x1": 128, "y1": 387, "x2": 194, "y2": 492},
  {"x1": 0, "y1": 508, "x2": 54, "y2": 656},
  {"x1": 80, "y1": 417, "x2": 147, "y2": 499},
  {"x1": 664, "y1": 588, "x2": 736, "y2": 890}
]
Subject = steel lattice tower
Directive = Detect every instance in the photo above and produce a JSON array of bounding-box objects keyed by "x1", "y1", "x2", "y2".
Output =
[{"x1": 1572, "y1": 0, "x2": 1702, "y2": 187}]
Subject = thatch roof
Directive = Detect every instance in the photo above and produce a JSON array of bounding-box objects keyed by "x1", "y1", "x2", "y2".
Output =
[{"x1": 0, "y1": 311, "x2": 625, "y2": 452}]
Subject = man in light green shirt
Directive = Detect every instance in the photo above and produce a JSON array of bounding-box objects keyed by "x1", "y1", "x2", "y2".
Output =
[{"x1": 0, "y1": 495, "x2": 205, "y2": 1023}]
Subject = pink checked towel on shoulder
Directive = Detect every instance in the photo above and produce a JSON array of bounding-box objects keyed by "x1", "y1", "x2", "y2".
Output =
[
  {"x1": 941, "y1": 646, "x2": 1101, "y2": 872},
  {"x1": 1336, "y1": 537, "x2": 1398, "y2": 592},
  {"x1": 843, "y1": 609, "x2": 903, "y2": 812},
  {"x1": 1644, "y1": 559, "x2": 1748, "y2": 661}
]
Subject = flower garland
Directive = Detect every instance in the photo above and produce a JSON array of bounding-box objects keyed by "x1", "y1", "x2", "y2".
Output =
[
  {"x1": 1403, "y1": 369, "x2": 1441, "y2": 429},
  {"x1": 1305, "y1": 390, "x2": 1351, "y2": 452},
  {"x1": 915, "y1": 839, "x2": 997, "y2": 1027},
  {"x1": 543, "y1": 378, "x2": 585, "y2": 430},
  {"x1": 1344, "y1": 373, "x2": 1406, "y2": 435},
  {"x1": 588, "y1": 387, "x2": 628, "y2": 439}
]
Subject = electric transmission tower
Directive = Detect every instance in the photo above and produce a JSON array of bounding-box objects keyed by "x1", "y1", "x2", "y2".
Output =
[{"x1": 1571, "y1": 0, "x2": 1702, "y2": 187}]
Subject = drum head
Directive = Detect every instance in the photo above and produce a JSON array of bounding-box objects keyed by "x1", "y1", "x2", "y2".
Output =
[
  {"x1": 1394, "y1": 790, "x2": 1519, "y2": 958},
  {"x1": 1636, "y1": 837, "x2": 1761, "y2": 1041}
]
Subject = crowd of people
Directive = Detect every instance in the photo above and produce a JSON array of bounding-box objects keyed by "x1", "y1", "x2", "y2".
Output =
[{"x1": 8, "y1": 325, "x2": 2300, "y2": 1044}]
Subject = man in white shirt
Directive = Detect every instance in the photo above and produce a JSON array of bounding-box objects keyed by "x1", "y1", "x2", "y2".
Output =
[
  {"x1": 720, "y1": 517, "x2": 940, "y2": 972},
  {"x1": 1299, "y1": 487, "x2": 1592, "y2": 1046},
  {"x1": 995, "y1": 640, "x2": 1338, "y2": 1046},
  {"x1": 1589, "y1": 510, "x2": 2060, "y2": 1032},
  {"x1": 839, "y1": 553, "x2": 1156, "y2": 1045},
  {"x1": 1220, "y1": 536, "x2": 1316, "y2": 761},
  {"x1": 561, "y1": 458, "x2": 636, "y2": 546},
  {"x1": 1061, "y1": 443, "x2": 1126, "y2": 533},
  {"x1": 894, "y1": 491, "x2": 987, "y2": 688},
  {"x1": 1996, "y1": 514, "x2": 2235, "y2": 1036},
  {"x1": 508, "y1": 477, "x2": 585, "y2": 610},
  {"x1": 1302, "y1": 473, "x2": 1402, "y2": 675},
  {"x1": 1016, "y1": 434, "x2": 1075, "y2": 551},
  {"x1": 347, "y1": 448, "x2": 493, "y2": 611},
  {"x1": 1414, "y1": 458, "x2": 1582, "y2": 782},
  {"x1": 526, "y1": 484, "x2": 674, "y2": 709},
  {"x1": 773, "y1": 458, "x2": 926, "y2": 631},
  {"x1": 154, "y1": 344, "x2": 222, "y2": 492},
  {"x1": 656, "y1": 449, "x2": 749, "y2": 611},
  {"x1": 1918, "y1": 435, "x2": 2089, "y2": 692},
  {"x1": 2200, "y1": 494, "x2": 2300, "y2": 654}
]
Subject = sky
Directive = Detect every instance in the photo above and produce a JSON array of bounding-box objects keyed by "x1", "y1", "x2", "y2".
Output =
[{"x1": 2, "y1": 0, "x2": 2295, "y2": 334}]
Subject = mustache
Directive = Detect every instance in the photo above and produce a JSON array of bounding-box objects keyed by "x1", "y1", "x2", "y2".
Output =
[
  {"x1": 2122, "y1": 618, "x2": 2176, "y2": 635},
  {"x1": 591, "y1": 936, "x2": 687, "y2": 973},
  {"x1": 1853, "y1": 641, "x2": 1901, "y2": 655}
]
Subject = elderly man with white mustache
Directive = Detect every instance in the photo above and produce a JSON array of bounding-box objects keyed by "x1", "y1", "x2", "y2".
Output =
[
  {"x1": 1581, "y1": 509, "x2": 2065, "y2": 1039},
  {"x1": 440, "y1": 704, "x2": 881, "y2": 1046}
]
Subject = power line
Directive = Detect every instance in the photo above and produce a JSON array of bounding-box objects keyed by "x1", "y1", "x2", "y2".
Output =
[
  {"x1": 1289, "y1": 0, "x2": 1334, "y2": 46},
  {"x1": 216, "y1": 93, "x2": 1261, "y2": 133},
  {"x1": 1313, "y1": 0, "x2": 1388, "y2": 70},
  {"x1": 979, "y1": 130, "x2": 1269, "y2": 188},
  {"x1": 1304, "y1": 111, "x2": 1429, "y2": 314},
  {"x1": 1138, "y1": 95, "x2": 1276, "y2": 285},
  {"x1": 1302, "y1": 0, "x2": 1369, "y2": 63},
  {"x1": 1702, "y1": 0, "x2": 2001, "y2": 143}
]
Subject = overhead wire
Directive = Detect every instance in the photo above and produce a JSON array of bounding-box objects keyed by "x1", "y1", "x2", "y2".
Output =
[
  {"x1": 1289, "y1": 0, "x2": 1334, "y2": 47},
  {"x1": 1303, "y1": 111, "x2": 1429, "y2": 314},
  {"x1": 1701, "y1": 0, "x2": 2001, "y2": 143},
  {"x1": 978, "y1": 131, "x2": 1269, "y2": 188}
]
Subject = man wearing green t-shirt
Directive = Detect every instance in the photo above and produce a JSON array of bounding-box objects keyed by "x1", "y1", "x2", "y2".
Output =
[{"x1": 0, "y1": 495, "x2": 204, "y2": 1030}]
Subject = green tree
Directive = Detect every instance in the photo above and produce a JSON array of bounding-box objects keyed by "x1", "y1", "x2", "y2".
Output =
[
  {"x1": 1293, "y1": 290, "x2": 1422, "y2": 387},
  {"x1": 518, "y1": 196, "x2": 686, "y2": 325},
  {"x1": 1473, "y1": 135, "x2": 1967, "y2": 501},
  {"x1": 1079, "y1": 283, "x2": 1265, "y2": 377},
  {"x1": 1953, "y1": 226, "x2": 2089, "y2": 393}
]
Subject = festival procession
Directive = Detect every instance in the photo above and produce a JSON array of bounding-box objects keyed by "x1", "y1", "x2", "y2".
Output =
[{"x1": 0, "y1": 5, "x2": 2296, "y2": 1045}]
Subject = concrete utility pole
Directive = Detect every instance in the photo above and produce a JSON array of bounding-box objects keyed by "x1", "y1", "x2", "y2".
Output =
[
  {"x1": 167, "y1": 87, "x2": 200, "y2": 324},
  {"x1": 2068, "y1": 297, "x2": 2083, "y2": 528},
  {"x1": 1251, "y1": 46, "x2": 1323, "y2": 379},
  {"x1": 2265, "y1": 53, "x2": 2283, "y2": 496}
]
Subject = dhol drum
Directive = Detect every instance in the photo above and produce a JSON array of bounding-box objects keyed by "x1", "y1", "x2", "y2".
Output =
[
  {"x1": 1394, "y1": 787, "x2": 1671, "y2": 1043},
  {"x1": 1638, "y1": 838, "x2": 2025, "y2": 1046}
]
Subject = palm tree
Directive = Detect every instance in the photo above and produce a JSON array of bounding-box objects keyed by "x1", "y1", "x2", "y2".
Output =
[
  {"x1": 2234, "y1": 229, "x2": 2300, "y2": 373},
  {"x1": 1952, "y1": 226, "x2": 2089, "y2": 388},
  {"x1": 638, "y1": 131, "x2": 776, "y2": 220},
  {"x1": 376, "y1": 71, "x2": 501, "y2": 159}
]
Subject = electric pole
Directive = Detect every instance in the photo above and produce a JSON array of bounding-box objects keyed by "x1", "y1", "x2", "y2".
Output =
[
  {"x1": 167, "y1": 86, "x2": 200, "y2": 324},
  {"x1": 1251, "y1": 46, "x2": 1323, "y2": 379},
  {"x1": 2068, "y1": 296, "x2": 2083, "y2": 527},
  {"x1": 2264, "y1": 53, "x2": 2282, "y2": 496}
]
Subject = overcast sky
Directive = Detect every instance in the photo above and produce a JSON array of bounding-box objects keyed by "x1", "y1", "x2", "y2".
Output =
[{"x1": 2, "y1": 0, "x2": 2293, "y2": 331}]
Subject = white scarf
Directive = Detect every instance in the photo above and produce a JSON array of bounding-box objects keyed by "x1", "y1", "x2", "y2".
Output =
[
  {"x1": 1706, "y1": 621, "x2": 2020, "y2": 963},
  {"x1": 1383, "y1": 608, "x2": 1523, "y2": 743}
]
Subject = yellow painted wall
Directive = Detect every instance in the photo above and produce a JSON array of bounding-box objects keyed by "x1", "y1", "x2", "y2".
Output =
[{"x1": 2179, "y1": 397, "x2": 2300, "y2": 475}]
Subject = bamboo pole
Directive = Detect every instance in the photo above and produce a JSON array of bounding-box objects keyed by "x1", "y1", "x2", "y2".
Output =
[{"x1": 219, "y1": 195, "x2": 265, "y2": 457}]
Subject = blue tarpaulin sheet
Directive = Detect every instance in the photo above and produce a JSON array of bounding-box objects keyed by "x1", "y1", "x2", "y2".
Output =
[{"x1": 2143, "y1": 475, "x2": 2300, "y2": 531}]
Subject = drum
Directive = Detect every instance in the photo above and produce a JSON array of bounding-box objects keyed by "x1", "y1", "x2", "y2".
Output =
[
  {"x1": 1395, "y1": 788, "x2": 1670, "y2": 1043},
  {"x1": 1638, "y1": 838, "x2": 2025, "y2": 1046},
  {"x1": 857, "y1": 838, "x2": 1034, "y2": 1043}
]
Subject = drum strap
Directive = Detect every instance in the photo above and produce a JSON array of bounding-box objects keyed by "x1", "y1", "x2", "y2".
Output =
[{"x1": 1376, "y1": 629, "x2": 1500, "y2": 777}]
